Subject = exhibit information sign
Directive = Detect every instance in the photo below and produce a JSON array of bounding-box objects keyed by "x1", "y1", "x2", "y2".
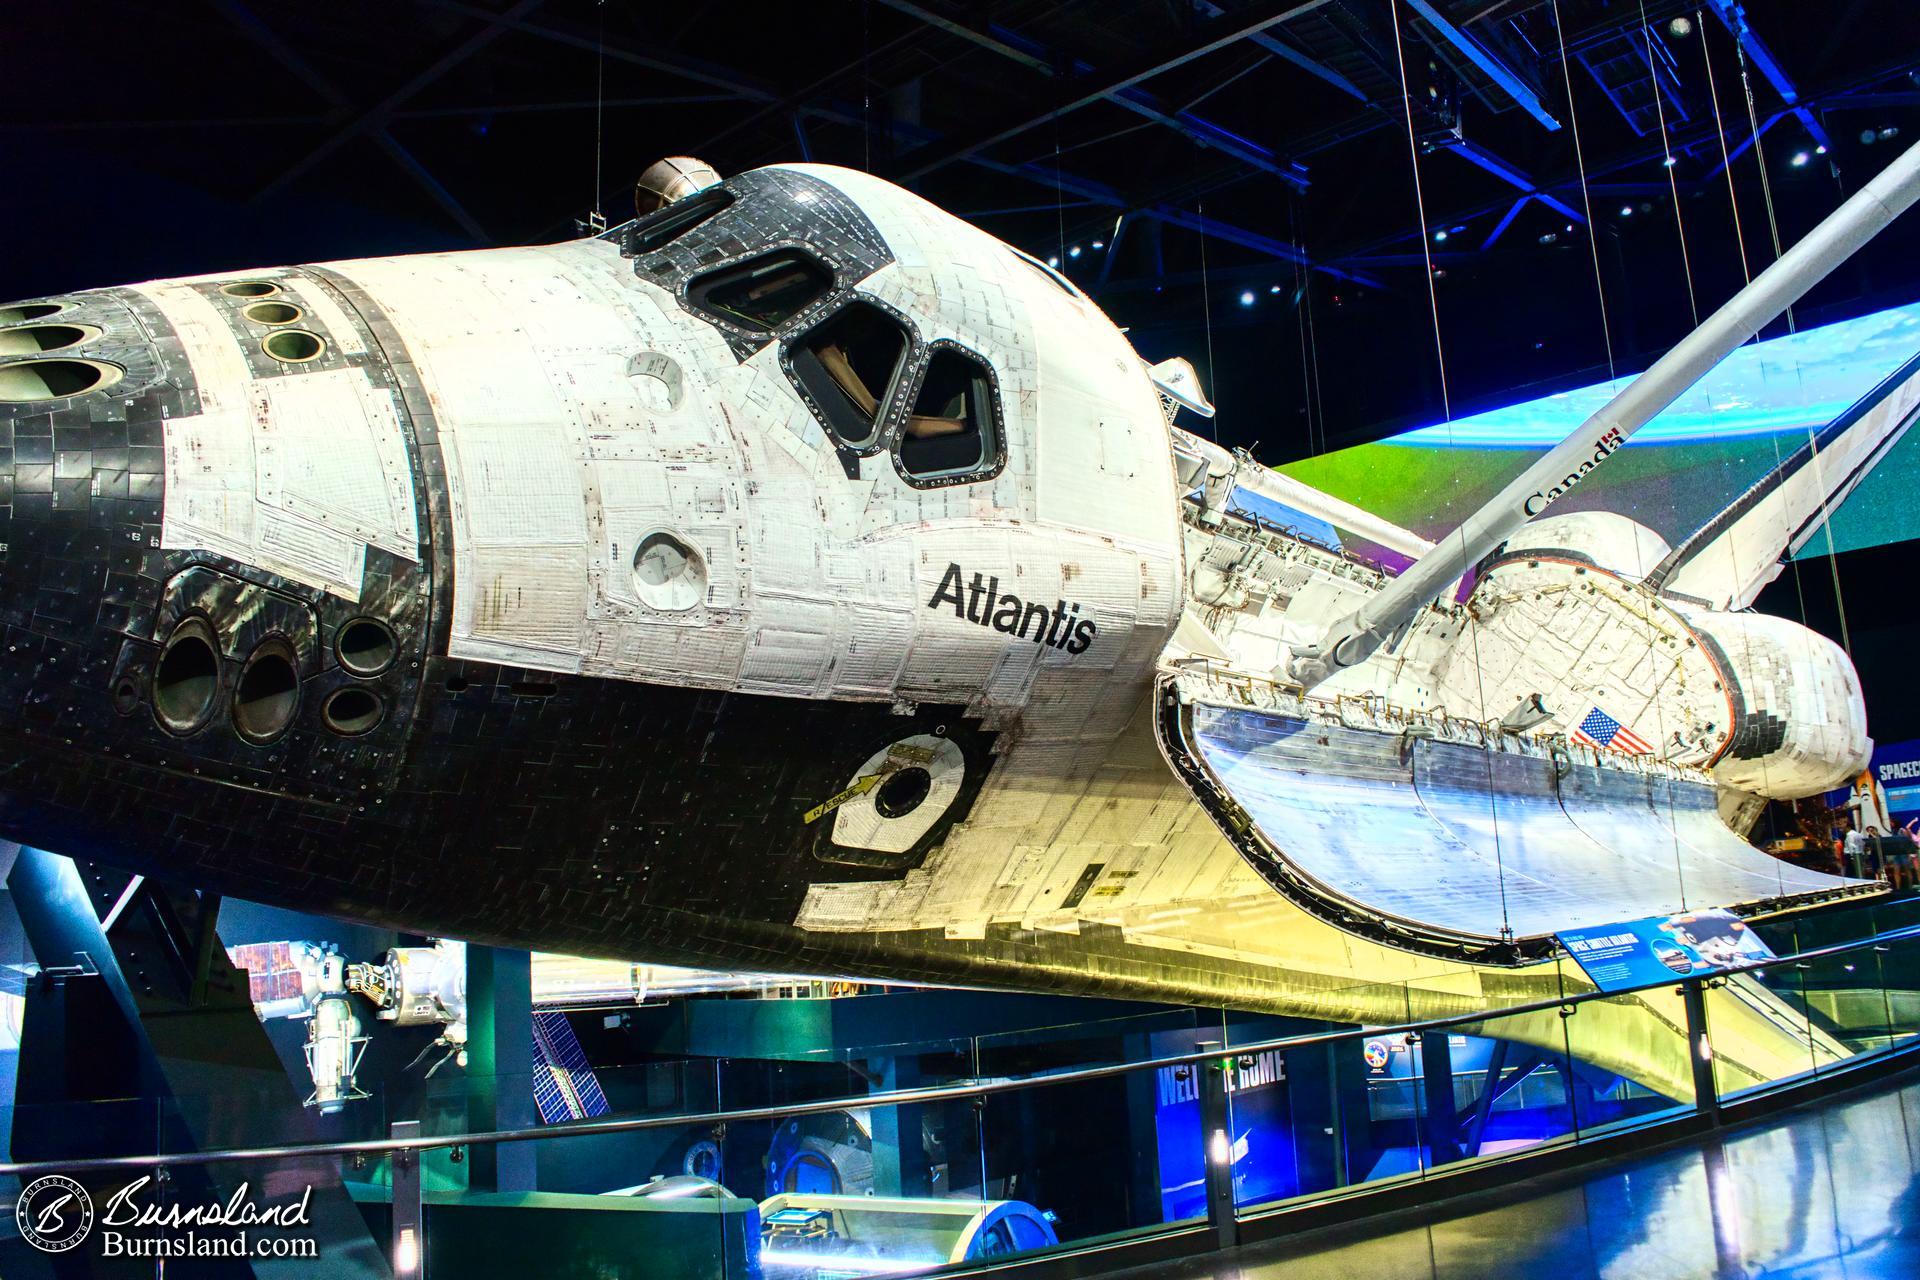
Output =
[{"x1": 1556, "y1": 909, "x2": 1776, "y2": 992}]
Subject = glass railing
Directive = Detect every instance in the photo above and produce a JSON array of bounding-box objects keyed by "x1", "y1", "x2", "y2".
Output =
[{"x1": 4, "y1": 924, "x2": 1920, "y2": 1277}]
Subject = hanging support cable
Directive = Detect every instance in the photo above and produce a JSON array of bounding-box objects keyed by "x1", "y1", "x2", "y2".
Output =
[
  {"x1": 1549, "y1": 0, "x2": 1617, "y2": 378},
  {"x1": 587, "y1": 1, "x2": 607, "y2": 233},
  {"x1": 1641, "y1": 2, "x2": 1699, "y2": 326}
]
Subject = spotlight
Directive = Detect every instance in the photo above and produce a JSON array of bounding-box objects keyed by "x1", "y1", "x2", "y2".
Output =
[
  {"x1": 1669, "y1": 15, "x2": 1693, "y2": 37},
  {"x1": 1564, "y1": 223, "x2": 1574, "y2": 232},
  {"x1": 1882, "y1": 126, "x2": 1901, "y2": 140},
  {"x1": 1538, "y1": 232, "x2": 1558, "y2": 245},
  {"x1": 1862, "y1": 128, "x2": 1880, "y2": 146},
  {"x1": 1791, "y1": 151, "x2": 1810, "y2": 167},
  {"x1": 1238, "y1": 290, "x2": 1256, "y2": 307},
  {"x1": 1663, "y1": 155, "x2": 1678, "y2": 168},
  {"x1": 1433, "y1": 229, "x2": 1448, "y2": 242},
  {"x1": 1816, "y1": 144, "x2": 1829, "y2": 155},
  {"x1": 1269, "y1": 284, "x2": 1282, "y2": 294},
  {"x1": 1620, "y1": 205, "x2": 1634, "y2": 217},
  {"x1": 1068, "y1": 245, "x2": 1082, "y2": 258},
  {"x1": 1047, "y1": 255, "x2": 1060, "y2": 267},
  {"x1": 1090, "y1": 239, "x2": 1104, "y2": 249}
]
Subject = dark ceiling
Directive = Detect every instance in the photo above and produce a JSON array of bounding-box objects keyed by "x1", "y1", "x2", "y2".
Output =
[{"x1": 5, "y1": 0, "x2": 1919, "y2": 459}]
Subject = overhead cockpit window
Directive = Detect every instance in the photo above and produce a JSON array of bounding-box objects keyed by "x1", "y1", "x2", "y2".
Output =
[
  {"x1": 688, "y1": 249, "x2": 831, "y2": 333},
  {"x1": 899, "y1": 345, "x2": 1000, "y2": 482},
  {"x1": 788, "y1": 301, "x2": 910, "y2": 449},
  {"x1": 627, "y1": 187, "x2": 735, "y2": 254},
  {"x1": 1006, "y1": 246, "x2": 1083, "y2": 298}
]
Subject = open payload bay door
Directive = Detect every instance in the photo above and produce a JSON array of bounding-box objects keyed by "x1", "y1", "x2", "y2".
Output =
[{"x1": 1155, "y1": 670, "x2": 1875, "y2": 965}]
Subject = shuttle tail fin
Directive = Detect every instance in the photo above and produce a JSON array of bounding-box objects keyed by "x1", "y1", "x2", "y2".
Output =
[{"x1": 1648, "y1": 348, "x2": 1920, "y2": 610}]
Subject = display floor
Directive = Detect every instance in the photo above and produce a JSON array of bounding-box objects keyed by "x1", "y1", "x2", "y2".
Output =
[{"x1": 1102, "y1": 1066, "x2": 1920, "y2": 1280}]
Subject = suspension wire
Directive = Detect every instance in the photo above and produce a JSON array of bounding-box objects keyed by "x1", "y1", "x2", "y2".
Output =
[
  {"x1": 1288, "y1": 201, "x2": 1319, "y2": 453},
  {"x1": 1389, "y1": 0, "x2": 1520, "y2": 942},
  {"x1": 1733, "y1": 35, "x2": 1792, "y2": 332},
  {"x1": 1199, "y1": 197, "x2": 1219, "y2": 439},
  {"x1": 1639, "y1": 3, "x2": 1698, "y2": 326},
  {"x1": 1631, "y1": 7, "x2": 1701, "y2": 882},
  {"x1": 1387, "y1": 0, "x2": 1452, "y2": 425},
  {"x1": 1730, "y1": 19, "x2": 1857, "y2": 659},
  {"x1": 590, "y1": 1, "x2": 607, "y2": 229},
  {"x1": 863, "y1": 0, "x2": 874, "y2": 173},
  {"x1": 1698, "y1": 14, "x2": 1753, "y2": 283},
  {"x1": 1620, "y1": 10, "x2": 1697, "y2": 840},
  {"x1": 1053, "y1": 131, "x2": 1067, "y2": 266},
  {"x1": 1547, "y1": 0, "x2": 1686, "y2": 895},
  {"x1": 1548, "y1": 0, "x2": 1616, "y2": 379},
  {"x1": 1303, "y1": 257, "x2": 1328, "y2": 453},
  {"x1": 1699, "y1": 10, "x2": 1812, "y2": 631}
]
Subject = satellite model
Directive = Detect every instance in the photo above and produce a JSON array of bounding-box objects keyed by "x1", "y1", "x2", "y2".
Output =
[{"x1": 1, "y1": 147, "x2": 1917, "y2": 1096}]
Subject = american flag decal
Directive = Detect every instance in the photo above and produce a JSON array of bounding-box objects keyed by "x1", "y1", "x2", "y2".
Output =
[{"x1": 1571, "y1": 706, "x2": 1652, "y2": 755}]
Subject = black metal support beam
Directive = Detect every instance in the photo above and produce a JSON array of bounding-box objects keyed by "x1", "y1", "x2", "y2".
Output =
[
  {"x1": 1326, "y1": 57, "x2": 1918, "y2": 263},
  {"x1": 417, "y1": 0, "x2": 779, "y2": 100},
  {"x1": 254, "y1": 0, "x2": 548, "y2": 204},
  {"x1": 375, "y1": 129, "x2": 492, "y2": 241},
  {"x1": 876, "y1": 0, "x2": 1311, "y2": 189},
  {"x1": 1402, "y1": 0, "x2": 1558, "y2": 129},
  {"x1": 216, "y1": 0, "x2": 494, "y2": 240},
  {"x1": 893, "y1": 0, "x2": 1334, "y2": 182}
]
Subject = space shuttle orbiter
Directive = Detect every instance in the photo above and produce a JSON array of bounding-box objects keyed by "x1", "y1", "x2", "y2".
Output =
[{"x1": 1, "y1": 147, "x2": 1917, "y2": 1093}]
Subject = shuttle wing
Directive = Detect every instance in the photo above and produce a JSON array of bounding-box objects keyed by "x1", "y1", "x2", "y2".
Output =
[
  {"x1": 1648, "y1": 348, "x2": 1920, "y2": 609},
  {"x1": 1155, "y1": 672, "x2": 1871, "y2": 963}
]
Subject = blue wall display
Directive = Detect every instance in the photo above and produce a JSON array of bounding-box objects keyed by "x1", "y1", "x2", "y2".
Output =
[
  {"x1": 1153, "y1": 1047, "x2": 1297, "y2": 1220},
  {"x1": 1864, "y1": 738, "x2": 1920, "y2": 823}
]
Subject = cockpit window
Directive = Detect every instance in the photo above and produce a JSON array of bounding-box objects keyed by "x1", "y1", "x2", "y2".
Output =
[
  {"x1": 627, "y1": 187, "x2": 734, "y2": 254},
  {"x1": 688, "y1": 249, "x2": 831, "y2": 333},
  {"x1": 899, "y1": 345, "x2": 1000, "y2": 482},
  {"x1": 788, "y1": 301, "x2": 910, "y2": 450}
]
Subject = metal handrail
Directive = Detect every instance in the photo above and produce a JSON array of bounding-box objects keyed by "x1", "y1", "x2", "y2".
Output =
[{"x1": 3, "y1": 917, "x2": 1915, "y2": 1178}]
